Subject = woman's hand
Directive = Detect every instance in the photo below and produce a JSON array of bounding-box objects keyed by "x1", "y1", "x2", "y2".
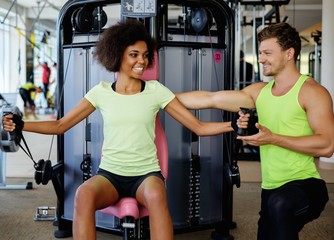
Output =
[
  {"x1": 234, "y1": 110, "x2": 250, "y2": 131},
  {"x1": 2, "y1": 114, "x2": 16, "y2": 132}
]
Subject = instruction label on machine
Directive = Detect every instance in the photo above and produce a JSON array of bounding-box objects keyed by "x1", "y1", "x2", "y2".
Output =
[{"x1": 121, "y1": 0, "x2": 157, "y2": 17}]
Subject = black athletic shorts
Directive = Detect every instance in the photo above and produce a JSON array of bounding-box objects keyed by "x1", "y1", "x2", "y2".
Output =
[
  {"x1": 97, "y1": 168, "x2": 164, "y2": 198},
  {"x1": 19, "y1": 88, "x2": 35, "y2": 107}
]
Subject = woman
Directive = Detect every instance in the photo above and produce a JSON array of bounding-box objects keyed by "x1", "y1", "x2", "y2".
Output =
[{"x1": 2, "y1": 19, "x2": 248, "y2": 240}]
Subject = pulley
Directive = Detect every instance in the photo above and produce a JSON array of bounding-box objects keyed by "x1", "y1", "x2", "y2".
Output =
[
  {"x1": 191, "y1": 8, "x2": 212, "y2": 33},
  {"x1": 225, "y1": 163, "x2": 241, "y2": 188}
]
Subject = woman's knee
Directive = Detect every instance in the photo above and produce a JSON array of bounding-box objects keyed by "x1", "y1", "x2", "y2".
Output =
[
  {"x1": 149, "y1": 188, "x2": 166, "y2": 203},
  {"x1": 74, "y1": 183, "x2": 96, "y2": 208},
  {"x1": 267, "y1": 194, "x2": 293, "y2": 218},
  {"x1": 141, "y1": 183, "x2": 167, "y2": 209},
  {"x1": 75, "y1": 176, "x2": 119, "y2": 212}
]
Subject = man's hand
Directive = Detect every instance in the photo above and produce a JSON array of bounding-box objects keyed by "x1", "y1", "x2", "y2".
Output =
[{"x1": 236, "y1": 123, "x2": 273, "y2": 146}]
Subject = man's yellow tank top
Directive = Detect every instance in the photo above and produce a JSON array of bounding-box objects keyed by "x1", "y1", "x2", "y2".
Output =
[{"x1": 256, "y1": 74, "x2": 321, "y2": 189}]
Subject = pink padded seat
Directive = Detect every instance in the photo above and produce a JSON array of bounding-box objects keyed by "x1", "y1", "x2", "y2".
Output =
[{"x1": 99, "y1": 52, "x2": 168, "y2": 222}]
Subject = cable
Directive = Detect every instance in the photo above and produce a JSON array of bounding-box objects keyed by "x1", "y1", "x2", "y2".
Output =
[
  {"x1": 46, "y1": 13, "x2": 104, "y2": 168},
  {"x1": 206, "y1": 9, "x2": 232, "y2": 162},
  {"x1": 42, "y1": 28, "x2": 78, "y2": 164},
  {"x1": 17, "y1": 132, "x2": 38, "y2": 168},
  {"x1": 14, "y1": 26, "x2": 77, "y2": 170}
]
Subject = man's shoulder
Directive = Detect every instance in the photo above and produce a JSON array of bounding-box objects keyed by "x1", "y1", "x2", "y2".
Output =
[
  {"x1": 247, "y1": 81, "x2": 267, "y2": 90},
  {"x1": 299, "y1": 76, "x2": 332, "y2": 109},
  {"x1": 242, "y1": 81, "x2": 267, "y2": 101},
  {"x1": 302, "y1": 76, "x2": 323, "y2": 90}
]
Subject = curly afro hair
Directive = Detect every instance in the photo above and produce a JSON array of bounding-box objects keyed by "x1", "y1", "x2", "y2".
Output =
[{"x1": 94, "y1": 19, "x2": 157, "y2": 72}]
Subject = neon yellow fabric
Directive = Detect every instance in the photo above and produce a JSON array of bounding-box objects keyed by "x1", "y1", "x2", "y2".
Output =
[
  {"x1": 20, "y1": 82, "x2": 36, "y2": 91},
  {"x1": 85, "y1": 80, "x2": 175, "y2": 176},
  {"x1": 256, "y1": 75, "x2": 320, "y2": 189}
]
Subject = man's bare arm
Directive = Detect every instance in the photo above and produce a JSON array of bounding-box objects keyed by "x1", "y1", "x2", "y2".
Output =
[{"x1": 176, "y1": 89, "x2": 255, "y2": 112}]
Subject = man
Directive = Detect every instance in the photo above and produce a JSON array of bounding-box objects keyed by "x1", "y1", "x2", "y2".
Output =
[
  {"x1": 40, "y1": 61, "x2": 51, "y2": 102},
  {"x1": 177, "y1": 22, "x2": 334, "y2": 240},
  {"x1": 19, "y1": 81, "x2": 42, "y2": 120}
]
